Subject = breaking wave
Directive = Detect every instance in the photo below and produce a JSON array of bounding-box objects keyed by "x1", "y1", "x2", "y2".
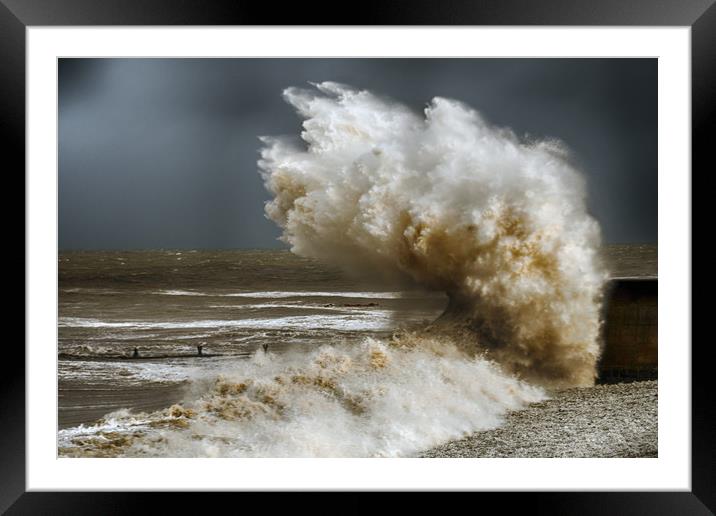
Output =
[
  {"x1": 259, "y1": 82, "x2": 607, "y2": 387},
  {"x1": 58, "y1": 339, "x2": 545, "y2": 457}
]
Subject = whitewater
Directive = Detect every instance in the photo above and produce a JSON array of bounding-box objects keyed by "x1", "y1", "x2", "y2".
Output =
[{"x1": 260, "y1": 82, "x2": 606, "y2": 387}]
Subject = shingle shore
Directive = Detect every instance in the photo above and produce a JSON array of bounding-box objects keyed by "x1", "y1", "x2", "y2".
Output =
[{"x1": 419, "y1": 380, "x2": 657, "y2": 458}]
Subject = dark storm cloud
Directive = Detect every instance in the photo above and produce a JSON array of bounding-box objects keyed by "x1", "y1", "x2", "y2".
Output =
[{"x1": 58, "y1": 58, "x2": 656, "y2": 249}]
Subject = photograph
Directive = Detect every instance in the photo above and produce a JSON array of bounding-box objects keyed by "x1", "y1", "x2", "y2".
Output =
[{"x1": 56, "y1": 57, "x2": 658, "y2": 459}]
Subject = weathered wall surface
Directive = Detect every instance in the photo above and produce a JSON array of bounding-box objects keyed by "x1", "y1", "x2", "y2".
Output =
[{"x1": 599, "y1": 279, "x2": 658, "y2": 381}]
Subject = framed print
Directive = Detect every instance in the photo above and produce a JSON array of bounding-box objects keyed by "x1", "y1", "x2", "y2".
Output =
[{"x1": 4, "y1": 0, "x2": 709, "y2": 512}]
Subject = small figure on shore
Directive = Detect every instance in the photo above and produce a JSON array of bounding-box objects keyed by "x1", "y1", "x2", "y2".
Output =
[
  {"x1": 262, "y1": 343, "x2": 269, "y2": 354},
  {"x1": 132, "y1": 347, "x2": 139, "y2": 358},
  {"x1": 197, "y1": 344, "x2": 204, "y2": 357}
]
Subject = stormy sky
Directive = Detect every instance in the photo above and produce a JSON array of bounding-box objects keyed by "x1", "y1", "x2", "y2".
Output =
[{"x1": 59, "y1": 58, "x2": 657, "y2": 249}]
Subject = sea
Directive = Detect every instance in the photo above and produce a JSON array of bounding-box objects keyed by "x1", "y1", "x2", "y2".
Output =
[
  {"x1": 58, "y1": 249, "x2": 492, "y2": 457},
  {"x1": 57, "y1": 246, "x2": 652, "y2": 458}
]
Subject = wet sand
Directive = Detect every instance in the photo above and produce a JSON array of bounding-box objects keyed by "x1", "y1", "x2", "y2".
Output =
[{"x1": 419, "y1": 380, "x2": 657, "y2": 458}]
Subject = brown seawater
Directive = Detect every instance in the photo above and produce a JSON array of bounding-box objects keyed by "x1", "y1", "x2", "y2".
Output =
[{"x1": 58, "y1": 250, "x2": 446, "y2": 426}]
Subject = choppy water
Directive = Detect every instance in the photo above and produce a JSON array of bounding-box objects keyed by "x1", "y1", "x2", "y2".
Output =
[
  {"x1": 58, "y1": 250, "x2": 462, "y2": 452},
  {"x1": 58, "y1": 249, "x2": 444, "y2": 370}
]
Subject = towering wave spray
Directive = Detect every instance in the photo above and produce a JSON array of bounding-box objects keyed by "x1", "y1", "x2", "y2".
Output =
[{"x1": 260, "y1": 82, "x2": 607, "y2": 387}]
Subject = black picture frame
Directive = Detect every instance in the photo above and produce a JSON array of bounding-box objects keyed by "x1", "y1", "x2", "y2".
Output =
[{"x1": 4, "y1": 0, "x2": 708, "y2": 512}]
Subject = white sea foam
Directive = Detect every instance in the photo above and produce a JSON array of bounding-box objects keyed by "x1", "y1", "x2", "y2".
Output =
[
  {"x1": 207, "y1": 303, "x2": 387, "y2": 311},
  {"x1": 58, "y1": 338, "x2": 546, "y2": 457},
  {"x1": 59, "y1": 313, "x2": 393, "y2": 332},
  {"x1": 154, "y1": 289, "x2": 411, "y2": 299},
  {"x1": 58, "y1": 359, "x2": 196, "y2": 385}
]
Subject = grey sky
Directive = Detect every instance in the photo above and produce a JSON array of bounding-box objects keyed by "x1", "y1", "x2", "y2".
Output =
[{"x1": 59, "y1": 58, "x2": 656, "y2": 249}]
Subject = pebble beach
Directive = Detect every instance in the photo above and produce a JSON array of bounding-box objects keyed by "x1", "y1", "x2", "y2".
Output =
[{"x1": 419, "y1": 380, "x2": 657, "y2": 458}]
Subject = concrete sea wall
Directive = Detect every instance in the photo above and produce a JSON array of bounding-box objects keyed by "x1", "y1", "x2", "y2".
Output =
[{"x1": 599, "y1": 278, "x2": 658, "y2": 382}]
